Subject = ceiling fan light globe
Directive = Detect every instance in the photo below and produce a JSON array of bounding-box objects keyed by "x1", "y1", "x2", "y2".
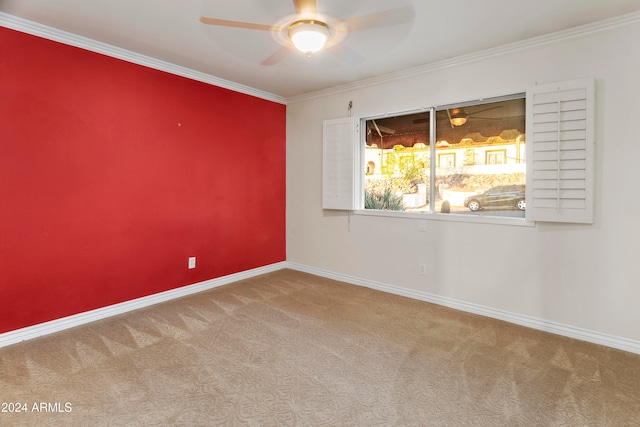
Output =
[
  {"x1": 289, "y1": 20, "x2": 330, "y2": 55},
  {"x1": 450, "y1": 117, "x2": 467, "y2": 126}
]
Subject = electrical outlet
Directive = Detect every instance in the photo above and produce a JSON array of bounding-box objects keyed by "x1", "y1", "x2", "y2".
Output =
[
  {"x1": 188, "y1": 257, "x2": 196, "y2": 269},
  {"x1": 418, "y1": 264, "x2": 426, "y2": 275},
  {"x1": 418, "y1": 220, "x2": 426, "y2": 232}
]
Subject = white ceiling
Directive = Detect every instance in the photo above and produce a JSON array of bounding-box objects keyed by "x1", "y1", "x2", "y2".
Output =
[{"x1": 3, "y1": 0, "x2": 640, "y2": 100}]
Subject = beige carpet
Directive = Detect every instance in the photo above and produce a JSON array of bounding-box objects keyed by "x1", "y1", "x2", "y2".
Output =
[{"x1": 1, "y1": 269, "x2": 639, "y2": 426}]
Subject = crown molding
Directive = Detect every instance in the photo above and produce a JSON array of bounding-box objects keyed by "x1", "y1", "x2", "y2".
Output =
[
  {"x1": 286, "y1": 10, "x2": 640, "y2": 103},
  {"x1": 3, "y1": 9, "x2": 640, "y2": 107},
  {"x1": 0, "y1": 12, "x2": 287, "y2": 105}
]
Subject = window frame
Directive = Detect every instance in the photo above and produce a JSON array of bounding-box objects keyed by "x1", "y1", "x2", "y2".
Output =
[
  {"x1": 322, "y1": 78, "x2": 595, "y2": 226},
  {"x1": 355, "y1": 94, "x2": 531, "y2": 226}
]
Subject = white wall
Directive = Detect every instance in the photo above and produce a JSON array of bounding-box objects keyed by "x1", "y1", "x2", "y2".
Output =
[{"x1": 286, "y1": 18, "x2": 640, "y2": 345}]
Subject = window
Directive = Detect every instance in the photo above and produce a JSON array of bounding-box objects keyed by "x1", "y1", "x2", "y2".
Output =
[
  {"x1": 438, "y1": 153, "x2": 456, "y2": 168},
  {"x1": 322, "y1": 78, "x2": 595, "y2": 224},
  {"x1": 363, "y1": 95, "x2": 527, "y2": 218},
  {"x1": 486, "y1": 150, "x2": 506, "y2": 165},
  {"x1": 366, "y1": 161, "x2": 375, "y2": 175}
]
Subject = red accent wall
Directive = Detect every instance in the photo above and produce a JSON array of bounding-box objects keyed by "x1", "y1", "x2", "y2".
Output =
[{"x1": 0, "y1": 27, "x2": 286, "y2": 334}]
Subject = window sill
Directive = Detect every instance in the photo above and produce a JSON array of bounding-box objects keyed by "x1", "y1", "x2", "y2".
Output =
[{"x1": 353, "y1": 209, "x2": 535, "y2": 227}]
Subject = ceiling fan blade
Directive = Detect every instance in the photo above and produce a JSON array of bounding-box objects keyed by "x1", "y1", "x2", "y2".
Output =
[
  {"x1": 341, "y1": 6, "x2": 414, "y2": 32},
  {"x1": 377, "y1": 125, "x2": 396, "y2": 135},
  {"x1": 329, "y1": 44, "x2": 366, "y2": 65},
  {"x1": 199, "y1": 17, "x2": 282, "y2": 31},
  {"x1": 261, "y1": 46, "x2": 291, "y2": 66},
  {"x1": 293, "y1": 0, "x2": 317, "y2": 15},
  {"x1": 371, "y1": 120, "x2": 384, "y2": 137},
  {"x1": 467, "y1": 105, "x2": 503, "y2": 116}
]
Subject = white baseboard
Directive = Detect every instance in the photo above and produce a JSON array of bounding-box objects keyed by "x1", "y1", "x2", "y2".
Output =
[
  {"x1": 0, "y1": 262, "x2": 287, "y2": 349},
  {"x1": 286, "y1": 262, "x2": 640, "y2": 355},
  {"x1": 3, "y1": 260, "x2": 639, "y2": 356}
]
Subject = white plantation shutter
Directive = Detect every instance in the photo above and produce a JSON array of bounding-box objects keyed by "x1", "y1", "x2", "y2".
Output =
[
  {"x1": 322, "y1": 117, "x2": 358, "y2": 210},
  {"x1": 526, "y1": 79, "x2": 595, "y2": 223}
]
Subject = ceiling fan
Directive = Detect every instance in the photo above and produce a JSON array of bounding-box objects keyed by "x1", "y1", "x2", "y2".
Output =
[
  {"x1": 412, "y1": 106, "x2": 504, "y2": 127},
  {"x1": 446, "y1": 106, "x2": 504, "y2": 127},
  {"x1": 200, "y1": 0, "x2": 414, "y2": 65}
]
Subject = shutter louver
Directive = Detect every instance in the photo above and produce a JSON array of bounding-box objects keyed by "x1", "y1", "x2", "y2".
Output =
[
  {"x1": 526, "y1": 79, "x2": 595, "y2": 223},
  {"x1": 322, "y1": 117, "x2": 357, "y2": 210}
]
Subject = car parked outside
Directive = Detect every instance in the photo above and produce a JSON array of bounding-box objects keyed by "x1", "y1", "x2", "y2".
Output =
[{"x1": 463, "y1": 185, "x2": 526, "y2": 211}]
